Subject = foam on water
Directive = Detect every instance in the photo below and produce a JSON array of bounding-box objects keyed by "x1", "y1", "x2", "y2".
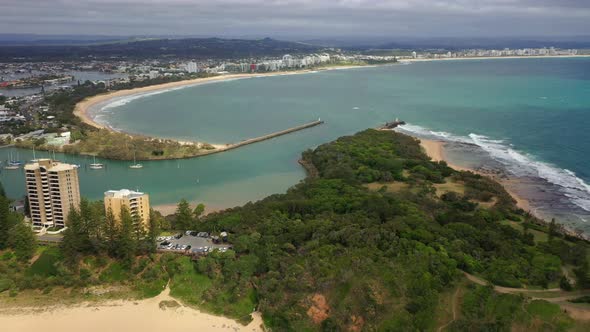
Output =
[{"x1": 397, "y1": 123, "x2": 590, "y2": 213}]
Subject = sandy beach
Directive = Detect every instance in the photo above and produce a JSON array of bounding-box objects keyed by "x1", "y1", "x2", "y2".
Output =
[
  {"x1": 75, "y1": 56, "x2": 590, "y2": 131},
  {"x1": 0, "y1": 284, "x2": 263, "y2": 332},
  {"x1": 153, "y1": 201, "x2": 226, "y2": 216},
  {"x1": 73, "y1": 65, "x2": 372, "y2": 133},
  {"x1": 420, "y1": 138, "x2": 531, "y2": 212}
]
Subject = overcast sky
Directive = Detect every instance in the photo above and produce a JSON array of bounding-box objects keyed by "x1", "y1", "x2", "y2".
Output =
[{"x1": 1, "y1": 0, "x2": 589, "y2": 38}]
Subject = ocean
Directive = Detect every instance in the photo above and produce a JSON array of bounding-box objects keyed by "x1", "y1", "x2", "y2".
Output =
[{"x1": 3, "y1": 58, "x2": 590, "y2": 232}]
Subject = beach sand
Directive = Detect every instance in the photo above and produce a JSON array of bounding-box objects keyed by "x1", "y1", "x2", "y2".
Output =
[
  {"x1": 0, "y1": 284, "x2": 263, "y2": 332},
  {"x1": 153, "y1": 201, "x2": 226, "y2": 216},
  {"x1": 420, "y1": 138, "x2": 532, "y2": 212},
  {"x1": 74, "y1": 65, "x2": 372, "y2": 133}
]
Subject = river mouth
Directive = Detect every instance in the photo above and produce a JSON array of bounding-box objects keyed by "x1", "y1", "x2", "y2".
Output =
[{"x1": 4, "y1": 58, "x2": 590, "y2": 234}]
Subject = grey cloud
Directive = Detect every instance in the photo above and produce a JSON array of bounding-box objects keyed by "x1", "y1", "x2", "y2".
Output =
[{"x1": 0, "y1": 0, "x2": 588, "y2": 37}]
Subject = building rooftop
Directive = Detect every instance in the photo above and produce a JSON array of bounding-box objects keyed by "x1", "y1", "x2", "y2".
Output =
[
  {"x1": 105, "y1": 189, "x2": 146, "y2": 199},
  {"x1": 24, "y1": 159, "x2": 77, "y2": 172}
]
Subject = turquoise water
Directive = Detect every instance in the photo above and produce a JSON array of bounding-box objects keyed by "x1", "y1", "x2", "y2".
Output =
[{"x1": 3, "y1": 58, "x2": 590, "y2": 231}]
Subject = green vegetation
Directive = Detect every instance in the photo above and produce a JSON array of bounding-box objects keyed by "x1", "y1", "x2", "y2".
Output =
[
  {"x1": 14, "y1": 74, "x2": 217, "y2": 160},
  {"x1": 0, "y1": 186, "x2": 36, "y2": 262},
  {"x1": 568, "y1": 295, "x2": 590, "y2": 304},
  {"x1": 451, "y1": 284, "x2": 575, "y2": 331},
  {"x1": 190, "y1": 129, "x2": 590, "y2": 330},
  {"x1": 2, "y1": 129, "x2": 590, "y2": 330},
  {"x1": 27, "y1": 247, "x2": 61, "y2": 277}
]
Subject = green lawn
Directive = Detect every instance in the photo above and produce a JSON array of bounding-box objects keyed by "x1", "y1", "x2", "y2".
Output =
[
  {"x1": 501, "y1": 220, "x2": 549, "y2": 243},
  {"x1": 526, "y1": 300, "x2": 574, "y2": 330}
]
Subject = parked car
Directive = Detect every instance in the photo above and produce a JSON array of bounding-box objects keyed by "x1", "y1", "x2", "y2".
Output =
[
  {"x1": 160, "y1": 241, "x2": 171, "y2": 246},
  {"x1": 174, "y1": 233, "x2": 183, "y2": 239}
]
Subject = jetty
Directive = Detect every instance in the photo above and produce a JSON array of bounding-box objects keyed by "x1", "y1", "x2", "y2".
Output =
[
  {"x1": 379, "y1": 118, "x2": 406, "y2": 130},
  {"x1": 197, "y1": 119, "x2": 325, "y2": 157},
  {"x1": 230, "y1": 119, "x2": 324, "y2": 149}
]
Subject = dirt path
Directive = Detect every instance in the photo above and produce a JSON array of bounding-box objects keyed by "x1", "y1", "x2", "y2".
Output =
[
  {"x1": 463, "y1": 272, "x2": 562, "y2": 293},
  {"x1": 463, "y1": 272, "x2": 590, "y2": 320},
  {"x1": 437, "y1": 287, "x2": 461, "y2": 332}
]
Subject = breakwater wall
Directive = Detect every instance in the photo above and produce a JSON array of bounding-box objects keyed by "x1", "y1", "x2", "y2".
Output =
[{"x1": 196, "y1": 119, "x2": 325, "y2": 157}]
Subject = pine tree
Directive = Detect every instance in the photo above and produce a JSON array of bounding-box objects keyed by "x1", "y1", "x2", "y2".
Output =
[
  {"x1": 132, "y1": 212, "x2": 146, "y2": 253},
  {"x1": 78, "y1": 198, "x2": 97, "y2": 253},
  {"x1": 8, "y1": 221, "x2": 37, "y2": 262},
  {"x1": 146, "y1": 209, "x2": 160, "y2": 253},
  {"x1": 61, "y1": 207, "x2": 84, "y2": 265},
  {"x1": 175, "y1": 199, "x2": 193, "y2": 231},
  {"x1": 104, "y1": 207, "x2": 119, "y2": 257},
  {"x1": 133, "y1": 214, "x2": 145, "y2": 242},
  {"x1": 574, "y1": 258, "x2": 590, "y2": 289},
  {"x1": 548, "y1": 218, "x2": 558, "y2": 241},
  {"x1": 0, "y1": 195, "x2": 11, "y2": 249},
  {"x1": 117, "y1": 206, "x2": 136, "y2": 266},
  {"x1": 194, "y1": 203, "x2": 205, "y2": 220}
]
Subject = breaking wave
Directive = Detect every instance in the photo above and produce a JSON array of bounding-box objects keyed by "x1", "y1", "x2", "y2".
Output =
[{"x1": 397, "y1": 123, "x2": 590, "y2": 213}]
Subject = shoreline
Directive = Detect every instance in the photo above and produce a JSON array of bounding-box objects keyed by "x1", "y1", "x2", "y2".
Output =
[
  {"x1": 403, "y1": 54, "x2": 590, "y2": 63},
  {"x1": 419, "y1": 138, "x2": 532, "y2": 213},
  {"x1": 73, "y1": 55, "x2": 590, "y2": 143},
  {"x1": 0, "y1": 284, "x2": 263, "y2": 332},
  {"x1": 73, "y1": 64, "x2": 374, "y2": 134}
]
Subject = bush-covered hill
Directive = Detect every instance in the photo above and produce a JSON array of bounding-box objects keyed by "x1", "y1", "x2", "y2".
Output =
[
  {"x1": 0, "y1": 37, "x2": 322, "y2": 61},
  {"x1": 2, "y1": 129, "x2": 589, "y2": 331},
  {"x1": 192, "y1": 129, "x2": 590, "y2": 330}
]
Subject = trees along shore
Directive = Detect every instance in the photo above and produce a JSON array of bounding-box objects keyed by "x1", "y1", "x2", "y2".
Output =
[{"x1": 1, "y1": 129, "x2": 590, "y2": 330}]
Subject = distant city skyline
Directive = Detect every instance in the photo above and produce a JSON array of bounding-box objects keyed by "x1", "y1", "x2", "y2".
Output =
[{"x1": 1, "y1": 0, "x2": 589, "y2": 38}]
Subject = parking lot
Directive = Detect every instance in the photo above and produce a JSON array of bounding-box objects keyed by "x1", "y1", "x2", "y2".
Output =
[{"x1": 157, "y1": 231, "x2": 231, "y2": 255}]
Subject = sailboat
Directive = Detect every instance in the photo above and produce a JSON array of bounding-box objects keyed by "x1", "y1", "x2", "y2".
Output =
[
  {"x1": 89, "y1": 156, "x2": 104, "y2": 170},
  {"x1": 129, "y1": 151, "x2": 143, "y2": 169},
  {"x1": 5, "y1": 152, "x2": 21, "y2": 170},
  {"x1": 30, "y1": 147, "x2": 38, "y2": 163}
]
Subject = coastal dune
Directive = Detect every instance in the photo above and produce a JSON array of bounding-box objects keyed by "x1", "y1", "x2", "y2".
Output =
[
  {"x1": 0, "y1": 285, "x2": 263, "y2": 332},
  {"x1": 419, "y1": 138, "x2": 532, "y2": 212}
]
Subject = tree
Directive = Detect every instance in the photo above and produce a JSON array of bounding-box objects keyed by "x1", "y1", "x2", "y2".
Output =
[
  {"x1": 0, "y1": 195, "x2": 11, "y2": 249},
  {"x1": 194, "y1": 203, "x2": 205, "y2": 220},
  {"x1": 103, "y1": 207, "x2": 119, "y2": 256},
  {"x1": 61, "y1": 207, "x2": 85, "y2": 265},
  {"x1": 117, "y1": 206, "x2": 136, "y2": 265},
  {"x1": 574, "y1": 259, "x2": 590, "y2": 289},
  {"x1": 559, "y1": 275, "x2": 573, "y2": 291},
  {"x1": 548, "y1": 218, "x2": 558, "y2": 241},
  {"x1": 174, "y1": 199, "x2": 193, "y2": 231},
  {"x1": 146, "y1": 209, "x2": 160, "y2": 253},
  {"x1": 132, "y1": 213, "x2": 145, "y2": 243},
  {"x1": 78, "y1": 198, "x2": 100, "y2": 253},
  {"x1": 522, "y1": 222, "x2": 534, "y2": 246},
  {"x1": 7, "y1": 221, "x2": 37, "y2": 262}
]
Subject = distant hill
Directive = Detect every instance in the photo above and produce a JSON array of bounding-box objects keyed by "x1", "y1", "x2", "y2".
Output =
[
  {"x1": 0, "y1": 37, "x2": 322, "y2": 62},
  {"x1": 0, "y1": 33, "x2": 130, "y2": 46}
]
